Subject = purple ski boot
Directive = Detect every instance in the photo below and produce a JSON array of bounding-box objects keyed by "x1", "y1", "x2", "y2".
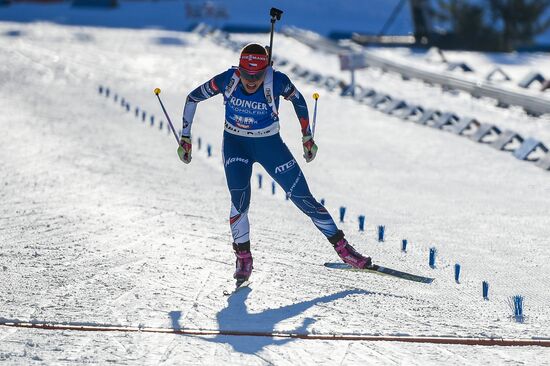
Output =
[
  {"x1": 329, "y1": 230, "x2": 372, "y2": 269},
  {"x1": 233, "y1": 241, "x2": 253, "y2": 282}
]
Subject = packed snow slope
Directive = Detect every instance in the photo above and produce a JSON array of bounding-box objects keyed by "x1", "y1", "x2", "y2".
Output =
[{"x1": 1, "y1": 21, "x2": 550, "y2": 365}]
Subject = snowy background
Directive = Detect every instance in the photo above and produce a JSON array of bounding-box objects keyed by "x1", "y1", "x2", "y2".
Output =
[
  {"x1": 2, "y1": 0, "x2": 550, "y2": 43},
  {"x1": 1, "y1": 1, "x2": 550, "y2": 365}
]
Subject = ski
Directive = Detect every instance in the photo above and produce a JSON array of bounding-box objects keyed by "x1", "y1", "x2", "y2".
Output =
[
  {"x1": 324, "y1": 262, "x2": 434, "y2": 284},
  {"x1": 223, "y1": 280, "x2": 251, "y2": 296}
]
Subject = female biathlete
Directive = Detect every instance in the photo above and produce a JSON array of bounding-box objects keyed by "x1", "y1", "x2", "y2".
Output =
[{"x1": 179, "y1": 43, "x2": 371, "y2": 284}]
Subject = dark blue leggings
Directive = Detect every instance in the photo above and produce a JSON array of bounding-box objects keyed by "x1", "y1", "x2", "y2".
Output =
[{"x1": 223, "y1": 131, "x2": 338, "y2": 244}]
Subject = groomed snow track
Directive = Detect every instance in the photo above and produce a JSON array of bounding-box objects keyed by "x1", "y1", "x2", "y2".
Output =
[{"x1": 2, "y1": 20, "x2": 550, "y2": 365}]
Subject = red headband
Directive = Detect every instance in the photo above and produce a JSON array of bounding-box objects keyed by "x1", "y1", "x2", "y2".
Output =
[{"x1": 239, "y1": 53, "x2": 268, "y2": 74}]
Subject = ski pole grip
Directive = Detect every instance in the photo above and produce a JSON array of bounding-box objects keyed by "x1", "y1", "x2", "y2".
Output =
[{"x1": 270, "y1": 7, "x2": 283, "y2": 21}]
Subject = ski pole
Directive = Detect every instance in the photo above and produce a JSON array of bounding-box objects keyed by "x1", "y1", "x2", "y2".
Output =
[
  {"x1": 153, "y1": 88, "x2": 180, "y2": 145},
  {"x1": 268, "y1": 7, "x2": 283, "y2": 65},
  {"x1": 312, "y1": 92, "x2": 319, "y2": 138}
]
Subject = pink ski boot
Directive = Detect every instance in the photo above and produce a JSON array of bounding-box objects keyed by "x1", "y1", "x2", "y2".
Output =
[
  {"x1": 233, "y1": 241, "x2": 253, "y2": 281},
  {"x1": 330, "y1": 230, "x2": 372, "y2": 269}
]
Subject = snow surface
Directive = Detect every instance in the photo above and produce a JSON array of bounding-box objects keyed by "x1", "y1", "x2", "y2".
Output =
[{"x1": 1, "y1": 21, "x2": 550, "y2": 365}]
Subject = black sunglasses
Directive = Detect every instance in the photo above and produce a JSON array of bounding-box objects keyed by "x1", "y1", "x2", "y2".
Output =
[{"x1": 239, "y1": 67, "x2": 267, "y2": 82}]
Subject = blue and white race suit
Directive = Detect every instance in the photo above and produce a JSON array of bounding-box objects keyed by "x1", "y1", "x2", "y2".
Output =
[{"x1": 182, "y1": 68, "x2": 340, "y2": 244}]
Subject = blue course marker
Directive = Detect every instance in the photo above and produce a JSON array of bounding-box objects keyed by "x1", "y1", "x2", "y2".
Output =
[
  {"x1": 429, "y1": 247, "x2": 437, "y2": 268},
  {"x1": 339, "y1": 207, "x2": 346, "y2": 223},
  {"x1": 358, "y1": 215, "x2": 365, "y2": 231},
  {"x1": 378, "y1": 225, "x2": 385, "y2": 242},
  {"x1": 510, "y1": 295, "x2": 525, "y2": 322},
  {"x1": 482, "y1": 281, "x2": 489, "y2": 300}
]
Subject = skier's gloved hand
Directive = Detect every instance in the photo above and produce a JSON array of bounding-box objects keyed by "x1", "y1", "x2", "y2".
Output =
[
  {"x1": 302, "y1": 135, "x2": 318, "y2": 163},
  {"x1": 177, "y1": 136, "x2": 192, "y2": 164}
]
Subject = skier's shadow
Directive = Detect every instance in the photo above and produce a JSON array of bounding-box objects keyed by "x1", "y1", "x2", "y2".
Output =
[{"x1": 203, "y1": 287, "x2": 369, "y2": 354}]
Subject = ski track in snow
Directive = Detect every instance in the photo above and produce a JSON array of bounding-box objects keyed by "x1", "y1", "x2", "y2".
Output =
[{"x1": 1, "y1": 22, "x2": 550, "y2": 365}]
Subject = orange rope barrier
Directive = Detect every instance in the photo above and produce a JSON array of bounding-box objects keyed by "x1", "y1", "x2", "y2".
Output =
[{"x1": 2, "y1": 321, "x2": 549, "y2": 347}]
